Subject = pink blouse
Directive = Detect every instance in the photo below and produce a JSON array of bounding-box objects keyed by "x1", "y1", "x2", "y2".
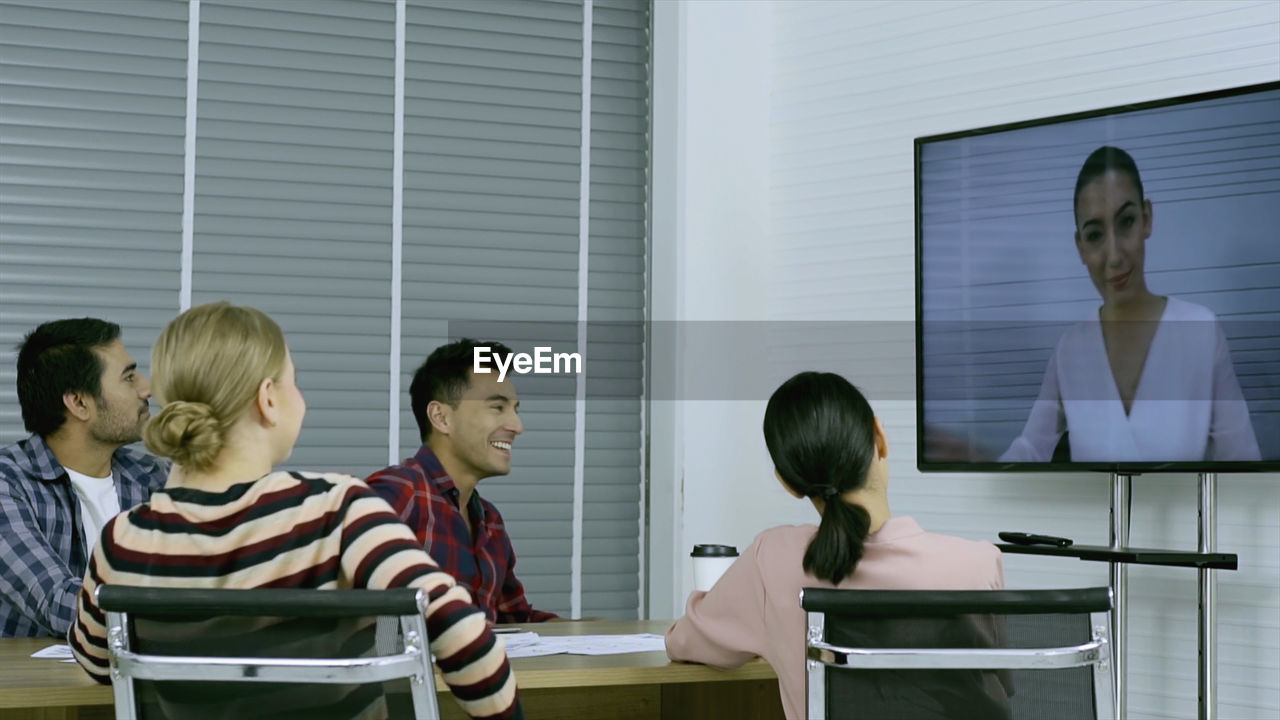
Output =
[{"x1": 665, "y1": 516, "x2": 1004, "y2": 720}]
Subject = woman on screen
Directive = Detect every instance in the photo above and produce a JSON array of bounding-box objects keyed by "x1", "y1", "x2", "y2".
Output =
[
  {"x1": 68, "y1": 302, "x2": 522, "y2": 720},
  {"x1": 666, "y1": 372, "x2": 1010, "y2": 720},
  {"x1": 1001, "y1": 146, "x2": 1260, "y2": 462}
]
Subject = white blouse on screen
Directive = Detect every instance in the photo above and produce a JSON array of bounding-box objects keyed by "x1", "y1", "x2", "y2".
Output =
[{"x1": 1000, "y1": 297, "x2": 1261, "y2": 463}]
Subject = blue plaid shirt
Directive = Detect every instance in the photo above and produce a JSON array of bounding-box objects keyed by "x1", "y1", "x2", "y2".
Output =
[{"x1": 0, "y1": 435, "x2": 168, "y2": 637}]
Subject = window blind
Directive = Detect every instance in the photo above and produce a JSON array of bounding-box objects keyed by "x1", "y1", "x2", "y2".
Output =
[
  {"x1": 583, "y1": 0, "x2": 649, "y2": 618},
  {"x1": 189, "y1": 0, "x2": 396, "y2": 477},
  {"x1": 403, "y1": 0, "x2": 587, "y2": 616},
  {"x1": 0, "y1": 0, "x2": 187, "y2": 444},
  {"x1": 0, "y1": 0, "x2": 650, "y2": 621}
]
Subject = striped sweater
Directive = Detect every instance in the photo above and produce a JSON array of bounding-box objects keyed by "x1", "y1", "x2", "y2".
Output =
[{"x1": 70, "y1": 470, "x2": 522, "y2": 720}]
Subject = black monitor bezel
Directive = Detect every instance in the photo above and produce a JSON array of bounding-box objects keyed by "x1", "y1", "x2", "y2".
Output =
[{"x1": 914, "y1": 80, "x2": 1280, "y2": 473}]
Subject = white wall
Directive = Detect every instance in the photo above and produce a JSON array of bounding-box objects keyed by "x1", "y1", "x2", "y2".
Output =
[
  {"x1": 650, "y1": 0, "x2": 785, "y2": 618},
  {"x1": 650, "y1": 1, "x2": 1280, "y2": 717}
]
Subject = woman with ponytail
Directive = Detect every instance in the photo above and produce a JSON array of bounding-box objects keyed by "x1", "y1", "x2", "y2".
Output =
[
  {"x1": 665, "y1": 372, "x2": 1005, "y2": 720},
  {"x1": 68, "y1": 302, "x2": 522, "y2": 720}
]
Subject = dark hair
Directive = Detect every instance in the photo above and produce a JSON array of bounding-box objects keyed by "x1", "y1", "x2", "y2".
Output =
[
  {"x1": 15, "y1": 318, "x2": 122, "y2": 437},
  {"x1": 1073, "y1": 145, "x2": 1144, "y2": 224},
  {"x1": 409, "y1": 338, "x2": 514, "y2": 440},
  {"x1": 763, "y1": 372, "x2": 877, "y2": 585}
]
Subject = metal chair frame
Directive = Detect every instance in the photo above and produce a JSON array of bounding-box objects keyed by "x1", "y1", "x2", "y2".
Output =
[
  {"x1": 98, "y1": 586, "x2": 440, "y2": 720},
  {"x1": 802, "y1": 587, "x2": 1116, "y2": 720}
]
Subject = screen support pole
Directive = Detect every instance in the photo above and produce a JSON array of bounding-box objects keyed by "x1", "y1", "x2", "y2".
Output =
[
  {"x1": 1198, "y1": 472, "x2": 1218, "y2": 720},
  {"x1": 1109, "y1": 472, "x2": 1131, "y2": 720}
]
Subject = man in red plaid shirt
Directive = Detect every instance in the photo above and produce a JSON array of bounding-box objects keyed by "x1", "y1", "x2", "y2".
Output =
[{"x1": 365, "y1": 339, "x2": 558, "y2": 623}]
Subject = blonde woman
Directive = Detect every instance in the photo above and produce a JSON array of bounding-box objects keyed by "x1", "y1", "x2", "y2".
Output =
[{"x1": 69, "y1": 302, "x2": 522, "y2": 720}]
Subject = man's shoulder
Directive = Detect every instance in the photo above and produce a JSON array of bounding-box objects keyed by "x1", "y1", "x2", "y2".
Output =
[
  {"x1": 0, "y1": 436, "x2": 32, "y2": 466},
  {"x1": 364, "y1": 460, "x2": 430, "y2": 487},
  {"x1": 0, "y1": 436, "x2": 50, "y2": 482},
  {"x1": 111, "y1": 445, "x2": 169, "y2": 487},
  {"x1": 362, "y1": 461, "x2": 447, "y2": 518}
]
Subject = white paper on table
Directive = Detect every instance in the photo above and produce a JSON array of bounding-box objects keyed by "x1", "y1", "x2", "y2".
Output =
[
  {"x1": 496, "y1": 631, "x2": 540, "y2": 647},
  {"x1": 496, "y1": 632, "x2": 545, "y2": 655},
  {"x1": 31, "y1": 644, "x2": 74, "y2": 660},
  {"x1": 503, "y1": 633, "x2": 666, "y2": 659}
]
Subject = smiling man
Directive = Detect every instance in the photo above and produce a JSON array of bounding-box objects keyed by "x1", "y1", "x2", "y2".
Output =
[
  {"x1": 365, "y1": 338, "x2": 558, "y2": 623},
  {"x1": 0, "y1": 318, "x2": 168, "y2": 637}
]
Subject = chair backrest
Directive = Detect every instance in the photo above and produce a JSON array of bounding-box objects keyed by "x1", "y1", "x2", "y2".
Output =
[
  {"x1": 98, "y1": 586, "x2": 440, "y2": 720},
  {"x1": 801, "y1": 587, "x2": 1114, "y2": 720}
]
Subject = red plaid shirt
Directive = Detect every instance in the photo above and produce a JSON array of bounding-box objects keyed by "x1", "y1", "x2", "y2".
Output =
[{"x1": 364, "y1": 446, "x2": 557, "y2": 624}]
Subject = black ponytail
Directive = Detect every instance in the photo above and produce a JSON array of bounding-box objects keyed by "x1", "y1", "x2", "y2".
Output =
[
  {"x1": 763, "y1": 371, "x2": 878, "y2": 585},
  {"x1": 805, "y1": 498, "x2": 872, "y2": 584}
]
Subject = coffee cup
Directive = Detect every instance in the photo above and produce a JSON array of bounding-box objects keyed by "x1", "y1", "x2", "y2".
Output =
[{"x1": 691, "y1": 544, "x2": 739, "y2": 592}]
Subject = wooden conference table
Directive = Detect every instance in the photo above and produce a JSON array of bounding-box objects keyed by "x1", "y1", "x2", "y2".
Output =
[{"x1": 0, "y1": 619, "x2": 783, "y2": 720}]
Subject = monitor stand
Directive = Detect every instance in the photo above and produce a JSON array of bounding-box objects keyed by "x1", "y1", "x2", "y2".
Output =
[
  {"x1": 1197, "y1": 472, "x2": 1217, "y2": 720},
  {"x1": 1112, "y1": 472, "x2": 1221, "y2": 720},
  {"x1": 1110, "y1": 472, "x2": 1130, "y2": 720},
  {"x1": 997, "y1": 472, "x2": 1232, "y2": 720}
]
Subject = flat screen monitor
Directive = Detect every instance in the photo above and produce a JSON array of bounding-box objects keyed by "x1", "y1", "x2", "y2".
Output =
[{"x1": 916, "y1": 81, "x2": 1280, "y2": 472}]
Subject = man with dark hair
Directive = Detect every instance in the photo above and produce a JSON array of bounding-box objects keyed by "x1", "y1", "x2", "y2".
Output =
[
  {"x1": 0, "y1": 318, "x2": 168, "y2": 637},
  {"x1": 365, "y1": 338, "x2": 558, "y2": 623}
]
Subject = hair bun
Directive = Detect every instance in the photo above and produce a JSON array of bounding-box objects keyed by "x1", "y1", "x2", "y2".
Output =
[{"x1": 144, "y1": 400, "x2": 224, "y2": 471}]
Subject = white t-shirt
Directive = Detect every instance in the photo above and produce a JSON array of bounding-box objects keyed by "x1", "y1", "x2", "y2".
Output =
[{"x1": 65, "y1": 468, "x2": 120, "y2": 555}]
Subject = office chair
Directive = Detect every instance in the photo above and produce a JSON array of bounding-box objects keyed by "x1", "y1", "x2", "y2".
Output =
[
  {"x1": 98, "y1": 586, "x2": 440, "y2": 720},
  {"x1": 802, "y1": 586, "x2": 1113, "y2": 720}
]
